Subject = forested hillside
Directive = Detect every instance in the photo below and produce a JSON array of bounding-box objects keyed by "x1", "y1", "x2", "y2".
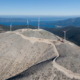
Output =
[{"x1": 44, "y1": 26, "x2": 80, "y2": 46}]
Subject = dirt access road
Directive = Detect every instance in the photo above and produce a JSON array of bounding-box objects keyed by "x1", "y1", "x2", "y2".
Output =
[{"x1": 9, "y1": 29, "x2": 80, "y2": 80}]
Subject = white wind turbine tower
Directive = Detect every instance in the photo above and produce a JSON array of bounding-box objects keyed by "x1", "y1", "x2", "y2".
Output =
[
  {"x1": 63, "y1": 29, "x2": 69, "y2": 42},
  {"x1": 27, "y1": 19, "x2": 29, "y2": 29},
  {"x1": 10, "y1": 23, "x2": 12, "y2": 31},
  {"x1": 38, "y1": 18, "x2": 40, "y2": 29}
]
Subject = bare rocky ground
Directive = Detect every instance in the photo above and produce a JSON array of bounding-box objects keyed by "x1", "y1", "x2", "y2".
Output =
[
  {"x1": 0, "y1": 29, "x2": 80, "y2": 80},
  {"x1": 0, "y1": 29, "x2": 57, "y2": 80},
  {"x1": 8, "y1": 60, "x2": 79, "y2": 80},
  {"x1": 54, "y1": 42, "x2": 80, "y2": 74},
  {"x1": 16, "y1": 29, "x2": 57, "y2": 40},
  {"x1": 7, "y1": 60, "x2": 54, "y2": 80},
  {"x1": 54, "y1": 68, "x2": 79, "y2": 80}
]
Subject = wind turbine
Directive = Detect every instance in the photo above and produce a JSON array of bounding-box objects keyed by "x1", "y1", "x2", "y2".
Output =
[
  {"x1": 63, "y1": 29, "x2": 69, "y2": 42},
  {"x1": 10, "y1": 23, "x2": 12, "y2": 31},
  {"x1": 27, "y1": 19, "x2": 29, "y2": 29},
  {"x1": 38, "y1": 18, "x2": 40, "y2": 29}
]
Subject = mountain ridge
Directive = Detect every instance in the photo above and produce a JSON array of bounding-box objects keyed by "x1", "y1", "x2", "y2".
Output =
[{"x1": 49, "y1": 17, "x2": 80, "y2": 27}]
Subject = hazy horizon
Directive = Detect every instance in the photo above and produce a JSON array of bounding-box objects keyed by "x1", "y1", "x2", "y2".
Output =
[{"x1": 0, "y1": 15, "x2": 80, "y2": 19}]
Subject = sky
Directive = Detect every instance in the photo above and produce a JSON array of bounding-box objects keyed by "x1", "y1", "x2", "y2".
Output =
[{"x1": 0, "y1": 0, "x2": 80, "y2": 16}]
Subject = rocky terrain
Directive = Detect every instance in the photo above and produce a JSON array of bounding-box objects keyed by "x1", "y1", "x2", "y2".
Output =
[
  {"x1": 55, "y1": 42, "x2": 80, "y2": 73},
  {"x1": 0, "y1": 29, "x2": 80, "y2": 80}
]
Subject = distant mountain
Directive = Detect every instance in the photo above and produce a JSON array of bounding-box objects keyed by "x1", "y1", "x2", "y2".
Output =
[
  {"x1": 0, "y1": 18, "x2": 27, "y2": 22},
  {"x1": 49, "y1": 17, "x2": 80, "y2": 27}
]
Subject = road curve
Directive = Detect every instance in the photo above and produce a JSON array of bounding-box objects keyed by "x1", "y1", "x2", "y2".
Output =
[{"x1": 7, "y1": 30, "x2": 80, "y2": 79}]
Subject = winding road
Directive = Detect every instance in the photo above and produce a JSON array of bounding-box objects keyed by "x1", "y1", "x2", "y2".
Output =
[{"x1": 7, "y1": 29, "x2": 80, "y2": 79}]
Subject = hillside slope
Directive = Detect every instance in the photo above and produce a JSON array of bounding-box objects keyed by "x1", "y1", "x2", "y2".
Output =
[
  {"x1": 0, "y1": 29, "x2": 80, "y2": 80},
  {"x1": 49, "y1": 17, "x2": 80, "y2": 27},
  {"x1": 0, "y1": 29, "x2": 57, "y2": 80},
  {"x1": 0, "y1": 24, "x2": 9, "y2": 33}
]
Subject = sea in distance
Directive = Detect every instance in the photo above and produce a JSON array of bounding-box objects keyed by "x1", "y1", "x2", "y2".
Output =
[
  {"x1": 0, "y1": 16, "x2": 75, "y2": 28},
  {"x1": 0, "y1": 21, "x2": 56, "y2": 28}
]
